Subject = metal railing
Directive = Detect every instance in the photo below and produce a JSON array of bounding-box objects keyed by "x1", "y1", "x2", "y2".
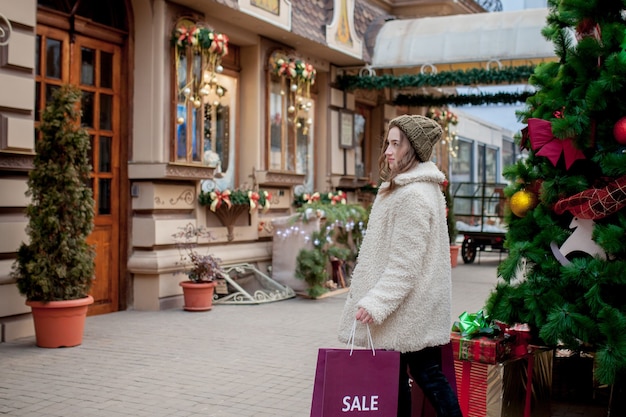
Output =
[{"x1": 475, "y1": 0, "x2": 503, "y2": 12}]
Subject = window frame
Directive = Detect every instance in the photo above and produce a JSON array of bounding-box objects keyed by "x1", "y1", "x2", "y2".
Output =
[
  {"x1": 265, "y1": 50, "x2": 315, "y2": 174},
  {"x1": 170, "y1": 18, "x2": 231, "y2": 166}
]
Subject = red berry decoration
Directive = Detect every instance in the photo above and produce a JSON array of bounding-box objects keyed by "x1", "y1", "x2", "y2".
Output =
[{"x1": 614, "y1": 117, "x2": 626, "y2": 145}]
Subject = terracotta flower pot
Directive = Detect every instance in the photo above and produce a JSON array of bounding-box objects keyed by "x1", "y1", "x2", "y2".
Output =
[
  {"x1": 179, "y1": 281, "x2": 217, "y2": 311},
  {"x1": 450, "y1": 245, "x2": 461, "y2": 268},
  {"x1": 26, "y1": 295, "x2": 94, "y2": 348}
]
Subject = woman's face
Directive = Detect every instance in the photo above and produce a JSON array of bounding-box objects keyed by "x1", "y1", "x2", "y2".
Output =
[{"x1": 385, "y1": 127, "x2": 412, "y2": 172}]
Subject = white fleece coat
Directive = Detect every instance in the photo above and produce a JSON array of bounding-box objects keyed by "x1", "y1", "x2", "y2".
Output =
[{"x1": 338, "y1": 162, "x2": 452, "y2": 353}]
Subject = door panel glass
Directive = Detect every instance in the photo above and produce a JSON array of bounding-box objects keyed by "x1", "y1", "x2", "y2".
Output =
[
  {"x1": 45, "y1": 38, "x2": 62, "y2": 79},
  {"x1": 35, "y1": 82, "x2": 41, "y2": 122},
  {"x1": 100, "y1": 93, "x2": 112, "y2": 130},
  {"x1": 89, "y1": 135, "x2": 95, "y2": 170},
  {"x1": 99, "y1": 136, "x2": 112, "y2": 173},
  {"x1": 81, "y1": 91, "x2": 95, "y2": 128},
  {"x1": 81, "y1": 47, "x2": 95, "y2": 86},
  {"x1": 45, "y1": 84, "x2": 59, "y2": 104},
  {"x1": 100, "y1": 51, "x2": 113, "y2": 88},
  {"x1": 36, "y1": 35, "x2": 41, "y2": 76},
  {"x1": 98, "y1": 178, "x2": 111, "y2": 215}
]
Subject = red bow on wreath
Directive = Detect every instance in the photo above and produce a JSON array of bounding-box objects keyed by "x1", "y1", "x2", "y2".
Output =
[{"x1": 522, "y1": 118, "x2": 586, "y2": 169}]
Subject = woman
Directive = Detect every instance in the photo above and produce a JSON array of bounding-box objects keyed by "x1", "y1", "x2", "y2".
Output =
[{"x1": 338, "y1": 115, "x2": 461, "y2": 417}]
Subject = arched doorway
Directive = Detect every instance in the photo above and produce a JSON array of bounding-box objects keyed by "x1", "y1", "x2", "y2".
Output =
[{"x1": 35, "y1": 0, "x2": 130, "y2": 315}]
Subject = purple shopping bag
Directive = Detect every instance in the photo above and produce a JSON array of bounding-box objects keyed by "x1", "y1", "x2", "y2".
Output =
[{"x1": 310, "y1": 347, "x2": 400, "y2": 417}]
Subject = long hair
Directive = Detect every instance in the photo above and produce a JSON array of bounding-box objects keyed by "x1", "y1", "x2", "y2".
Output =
[{"x1": 377, "y1": 125, "x2": 419, "y2": 196}]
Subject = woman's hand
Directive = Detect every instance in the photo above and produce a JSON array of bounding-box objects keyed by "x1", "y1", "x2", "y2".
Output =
[{"x1": 356, "y1": 307, "x2": 373, "y2": 324}]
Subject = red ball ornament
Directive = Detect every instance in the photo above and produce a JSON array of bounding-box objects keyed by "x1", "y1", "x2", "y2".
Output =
[{"x1": 614, "y1": 117, "x2": 626, "y2": 145}]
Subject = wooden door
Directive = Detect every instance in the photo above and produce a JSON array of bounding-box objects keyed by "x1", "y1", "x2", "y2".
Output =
[{"x1": 36, "y1": 26, "x2": 121, "y2": 315}]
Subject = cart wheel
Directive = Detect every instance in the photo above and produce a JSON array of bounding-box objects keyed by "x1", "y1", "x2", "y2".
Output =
[{"x1": 462, "y1": 237, "x2": 477, "y2": 264}]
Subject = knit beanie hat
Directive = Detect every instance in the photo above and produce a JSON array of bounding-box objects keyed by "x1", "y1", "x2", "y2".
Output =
[{"x1": 389, "y1": 115, "x2": 443, "y2": 162}]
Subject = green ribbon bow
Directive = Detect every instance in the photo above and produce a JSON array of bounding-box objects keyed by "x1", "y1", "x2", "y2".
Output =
[{"x1": 451, "y1": 309, "x2": 497, "y2": 338}]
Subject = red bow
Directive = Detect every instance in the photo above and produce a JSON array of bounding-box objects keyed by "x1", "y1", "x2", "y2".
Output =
[
  {"x1": 554, "y1": 175, "x2": 626, "y2": 220},
  {"x1": 523, "y1": 118, "x2": 586, "y2": 169},
  {"x1": 176, "y1": 26, "x2": 197, "y2": 47},
  {"x1": 209, "y1": 190, "x2": 232, "y2": 212}
]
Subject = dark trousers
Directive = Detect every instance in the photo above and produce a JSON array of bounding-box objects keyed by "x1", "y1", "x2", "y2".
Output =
[{"x1": 397, "y1": 346, "x2": 462, "y2": 417}]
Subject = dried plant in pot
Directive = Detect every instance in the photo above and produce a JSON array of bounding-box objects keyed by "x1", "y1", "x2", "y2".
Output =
[
  {"x1": 173, "y1": 224, "x2": 225, "y2": 311},
  {"x1": 11, "y1": 85, "x2": 96, "y2": 347}
]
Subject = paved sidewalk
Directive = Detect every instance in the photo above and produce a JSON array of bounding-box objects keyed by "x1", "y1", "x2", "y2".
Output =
[{"x1": 0, "y1": 252, "x2": 606, "y2": 416}]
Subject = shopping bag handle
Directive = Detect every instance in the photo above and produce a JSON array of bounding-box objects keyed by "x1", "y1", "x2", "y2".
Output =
[{"x1": 347, "y1": 319, "x2": 376, "y2": 356}]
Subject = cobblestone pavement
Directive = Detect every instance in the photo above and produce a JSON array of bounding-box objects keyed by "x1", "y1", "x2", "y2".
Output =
[{"x1": 0, "y1": 252, "x2": 607, "y2": 416}]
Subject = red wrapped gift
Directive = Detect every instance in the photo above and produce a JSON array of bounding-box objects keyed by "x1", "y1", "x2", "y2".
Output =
[{"x1": 451, "y1": 332, "x2": 511, "y2": 364}]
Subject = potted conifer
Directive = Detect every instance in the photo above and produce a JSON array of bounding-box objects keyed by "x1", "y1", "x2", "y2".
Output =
[{"x1": 12, "y1": 85, "x2": 95, "y2": 348}]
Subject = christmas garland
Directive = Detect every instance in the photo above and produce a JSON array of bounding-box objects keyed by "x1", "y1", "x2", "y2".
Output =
[
  {"x1": 394, "y1": 91, "x2": 533, "y2": 107},
  {"x1": 337, "y1": 65, "x2": 536, "y2": 91}
]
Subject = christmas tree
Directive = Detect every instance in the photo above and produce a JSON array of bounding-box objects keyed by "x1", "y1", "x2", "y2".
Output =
[{"x1": 486, "y1": 0, "x2": 626, "y2": 396}]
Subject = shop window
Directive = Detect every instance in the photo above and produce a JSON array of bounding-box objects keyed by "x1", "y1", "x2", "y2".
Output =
[
  {"x1": 477, "y1": 143, "x2": 498, "y2": 183},
  {"x1": 266, "y1": 50, "x2": 315, "y2": 174},
  {"x1": 451, "y1": 138, "x2": 473, "y2": 183},
  {"x1": 171, "y1": 18, "x2": 231, "y2": 167},
  {"x1": 501, "y1": 138, "x2": 516, "y2": 170}
]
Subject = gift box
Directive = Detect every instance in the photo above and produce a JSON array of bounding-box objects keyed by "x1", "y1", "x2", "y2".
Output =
[
  {"x1": 451, "y1": 310, "x2": 532, "y2": 364},
  {"x1": 451, "y1": 332, "x2": 511, "y2": 364},
  {"x1": 453, "y1": 348, "x2": 553, "y2": 417}
]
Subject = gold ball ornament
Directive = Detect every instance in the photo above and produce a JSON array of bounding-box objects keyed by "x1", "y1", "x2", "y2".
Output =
[
  {"x1": 176, "y1": 117, "x2": 185, "y2": 125},
  {"x1": 510, "y1": 190, "x2": 538, "y2": 218}
]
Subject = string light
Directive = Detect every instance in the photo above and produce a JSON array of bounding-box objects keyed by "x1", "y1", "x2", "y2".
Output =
[{"x1": 428, "y1": 107, "x2": 459, "y2": 158}]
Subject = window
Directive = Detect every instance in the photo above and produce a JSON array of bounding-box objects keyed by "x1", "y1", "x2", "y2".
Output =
[
  {"x1": 451, "y1": 138, "x2": 472, "y2": 183},
  {"x1": 266, "y1": 51, "x2": 315, "y2": 173},
  {"x1": 485, "y1": 146, "x2": 498, "y2": 183},
  {"x1": 172, "y1": 19, "x2": 230, "y2": 166},
  {"x1": 477, "y1": 144, "x2": 498, "y2": 183},
  {"x1": 354, "y1": 105, "x2": 371, "y2": 178},
  {"x1": 501, "y1": 138, "x2": 516, "y2": 171}
]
